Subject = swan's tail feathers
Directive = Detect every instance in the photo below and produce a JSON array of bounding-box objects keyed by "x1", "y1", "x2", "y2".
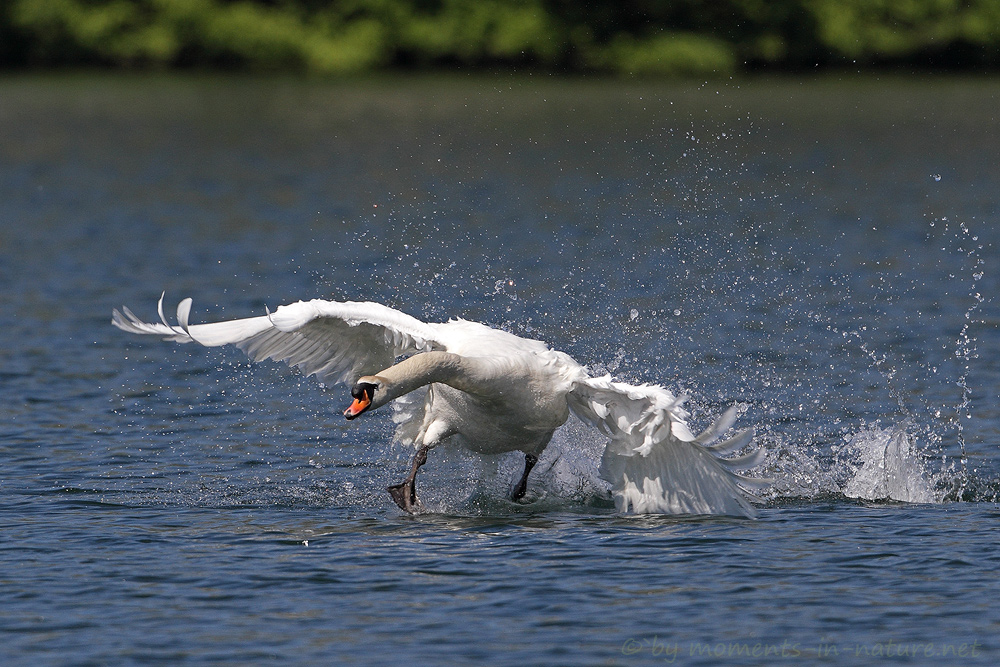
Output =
[
  {"x1": 599, "y1": 433, "x2": 768, "y2": 518},
  {"x1": 705, "y1": 427, "x2": 754, "y2": 457},
  {"x1": 692, "y1": 405, "x2": 739, "y2": 446},
  {"x1": 718, "y1": 439, "x2": 766, "y2": 471},
  {"x1": 568, "y1": 377, "x2": 768, "y2": 517}
]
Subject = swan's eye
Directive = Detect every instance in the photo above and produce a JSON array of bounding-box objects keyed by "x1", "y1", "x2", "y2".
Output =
[{"x1": 352, "y1": 381, "x2": 377, "y2": 399}]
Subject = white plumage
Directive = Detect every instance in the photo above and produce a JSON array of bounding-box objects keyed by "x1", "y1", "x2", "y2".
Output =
[{"x1": 113, "y1": 295, "x2": 767, "y2": 516}]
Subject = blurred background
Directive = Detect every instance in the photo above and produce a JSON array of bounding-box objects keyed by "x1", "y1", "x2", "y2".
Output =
[{"x1": 2, "y1": 0, "x2": 999, "y2": 76}]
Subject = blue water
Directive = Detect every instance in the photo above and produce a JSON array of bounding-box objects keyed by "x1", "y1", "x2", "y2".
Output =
[{"x1": 2, "y1": 75, "x2": 998, "y2": 664}]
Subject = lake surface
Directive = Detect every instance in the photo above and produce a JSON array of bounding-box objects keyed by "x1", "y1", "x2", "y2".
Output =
[{"x1": 1, "y1": 75, "x2": 998, "y2": 664}]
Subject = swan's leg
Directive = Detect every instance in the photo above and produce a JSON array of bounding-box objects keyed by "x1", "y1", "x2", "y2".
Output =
[
  {"x1": 510, "y1": 453, "x2": 538, "y2": 501},
  {"x1": 387, "y1": 445, "x2": 430, "y2": 513}
]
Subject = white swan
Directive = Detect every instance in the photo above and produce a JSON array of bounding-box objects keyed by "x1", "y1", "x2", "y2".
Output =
[{"x1": 112, "y1": 295, "x2": 768, "y2": 516}]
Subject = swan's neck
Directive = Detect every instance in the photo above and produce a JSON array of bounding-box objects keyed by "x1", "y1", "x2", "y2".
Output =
[{"x1": 377, "y1": 352, "x2": 466, "y2": 403}]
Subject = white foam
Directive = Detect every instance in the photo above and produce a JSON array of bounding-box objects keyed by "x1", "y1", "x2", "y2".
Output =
[{"x1": 842, "y1": 425, "x2": 938, "y2": 503}]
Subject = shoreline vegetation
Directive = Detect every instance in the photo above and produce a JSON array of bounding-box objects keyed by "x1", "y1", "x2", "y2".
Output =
[{"x1": 2, "y1": 1, "x2": 1000, "y2": 77}]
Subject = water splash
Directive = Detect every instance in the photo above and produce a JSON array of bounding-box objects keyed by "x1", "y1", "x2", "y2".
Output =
[
  {"x1": 950, "y1": 220, "x2": 985, "y2": 497},
  {"x1": 840, "y1": 424, "x2": 937, "y2": 503},
  {"x1": 417, "y1": 417, "x2": 613, "y2": 514}
]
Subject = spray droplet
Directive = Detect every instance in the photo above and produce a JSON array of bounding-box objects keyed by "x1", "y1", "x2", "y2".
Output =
[
  {"x1": 629, "y1": 309, "x2": 639, "y2": 321},
  {"x1": 931, "y1": 174, "x2": 942, "y2": 182}
]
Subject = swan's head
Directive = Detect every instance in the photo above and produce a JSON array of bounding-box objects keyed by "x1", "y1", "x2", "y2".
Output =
[{"x1": 343, "y1": 377, "x2": 384, "y2": 420}]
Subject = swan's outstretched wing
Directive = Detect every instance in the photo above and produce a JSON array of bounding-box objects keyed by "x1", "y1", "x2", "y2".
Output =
[
  {"x1": 112, "y1": 295, "x2": 443, "y2": 385},
  {"x1": 567, "y1": 375, "x2": 767, "y2": 517}
]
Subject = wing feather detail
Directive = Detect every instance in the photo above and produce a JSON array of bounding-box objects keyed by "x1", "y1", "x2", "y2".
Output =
[
  {"x1": 112, "y1": 296, "x2": 443, "y2": 385},
  {"x1": 568, "y1": 375, "x2": 767, "y2": 517}
]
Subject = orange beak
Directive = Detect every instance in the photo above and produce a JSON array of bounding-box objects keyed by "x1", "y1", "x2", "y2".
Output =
[{"x1": 343, "y1": 390, "x2": 371, "y2": 420}]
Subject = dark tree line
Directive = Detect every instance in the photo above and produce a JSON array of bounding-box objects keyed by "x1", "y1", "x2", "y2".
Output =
[{"x1": 3, "y1": 0, "x2": 999, "y2": 75}]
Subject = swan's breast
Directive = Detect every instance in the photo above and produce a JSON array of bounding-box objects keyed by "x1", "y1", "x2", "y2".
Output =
[
  {"x1": 407, "y1": 323, "x2": 585, "y2": 454},
  {"x1": 422, "y1": 379, "x2": 569, "y2": 455}
]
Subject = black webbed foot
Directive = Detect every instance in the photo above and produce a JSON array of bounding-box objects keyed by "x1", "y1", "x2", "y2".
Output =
[
  {"x1": 387, "y1": 480, "x2": 420, "y2": 512},
  {"x1": 510, "y1": 453, "x2": 539, "y2": 502},
  {"x1": 388, "y1": 445, "x2": 430, "y2": 513}
]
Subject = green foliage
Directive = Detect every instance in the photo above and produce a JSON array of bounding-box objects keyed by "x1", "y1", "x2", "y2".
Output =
[
  {"x1": 4, "y1": 0, "x2": 1000, "y2": 74},
  {"x1": 8, "y1": 0, "x2": 387, "y2": 71},
  {"x1": 598, "y1": 33, "x2": 736, "y2": 77},
  {"x1": 805, "y1": 0, "x2": 1000, "y2": 60}
]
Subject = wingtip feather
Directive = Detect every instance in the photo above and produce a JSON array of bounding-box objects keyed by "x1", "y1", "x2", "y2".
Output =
[{"x1": 176, "y1": 298, "x2": 193, "y2": 333}]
